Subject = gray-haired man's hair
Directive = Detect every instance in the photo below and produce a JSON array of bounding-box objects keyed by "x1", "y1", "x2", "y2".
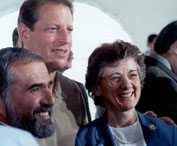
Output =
[{"x1": 0, "y1": 47, "x2": 44, "y2": 101}]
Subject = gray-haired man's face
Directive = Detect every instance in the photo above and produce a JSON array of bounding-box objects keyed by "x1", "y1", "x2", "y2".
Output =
[{"x1": 6, "y1": 61, "x2": 55, "y2": 138}]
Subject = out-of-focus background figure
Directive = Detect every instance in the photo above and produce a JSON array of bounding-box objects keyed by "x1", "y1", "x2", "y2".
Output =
[
  {"x1": 145, "y1": 34, "x2": 157, "y2": 54},
  {"x1": 137, "y1": 20, "x2": 177, "y2": 124},
  {"x1": 12, "y1": 27, "x2": 23, "y2": 47}
]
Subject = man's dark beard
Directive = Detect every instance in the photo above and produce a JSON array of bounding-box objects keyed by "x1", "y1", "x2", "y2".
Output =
[{"x1": 7, "y1": 104, "x2": 55, "y2": 138}]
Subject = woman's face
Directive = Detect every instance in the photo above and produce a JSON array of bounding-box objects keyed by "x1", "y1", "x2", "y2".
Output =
[{"x1": 96, "y1": 58, "x2": 141, "y2": 112}]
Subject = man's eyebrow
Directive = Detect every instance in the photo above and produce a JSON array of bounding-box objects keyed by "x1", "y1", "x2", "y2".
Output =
[{"x1": 27, "y1": 83, "x2": 44, "y2": 90}]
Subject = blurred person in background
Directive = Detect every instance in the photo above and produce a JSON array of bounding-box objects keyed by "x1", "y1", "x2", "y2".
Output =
[
  {"x1": 137, "y1": 21, "x2": 177, "y2": 124},
  {"x1": 143, "y1": 34, "x2": 157, "y2": 56},
  {"x1": 12, "y1": 27, "x2": 23, "y2": 47}
]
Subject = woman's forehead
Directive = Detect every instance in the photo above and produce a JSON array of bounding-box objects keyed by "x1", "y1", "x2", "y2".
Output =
[{"x1": 102, "y1": 58, "x2": 138, "y2": 76}]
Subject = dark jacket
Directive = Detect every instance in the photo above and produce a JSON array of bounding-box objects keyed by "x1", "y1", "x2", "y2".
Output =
[{"x1": 136, "y1": 55, "x2": 177, "y2": 123}]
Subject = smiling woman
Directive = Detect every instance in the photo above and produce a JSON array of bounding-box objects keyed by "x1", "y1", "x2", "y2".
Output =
[{"x1": 75, "y1": 40, "x2": 177, "y2": 146}]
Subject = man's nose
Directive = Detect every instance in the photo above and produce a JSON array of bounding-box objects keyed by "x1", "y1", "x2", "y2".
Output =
[
  {"x1": 41, "y1": 90, "x2": 55, "y2": 107},
  {"x1": 56, "y1": 27, "x2": 71, "y2": 43}
]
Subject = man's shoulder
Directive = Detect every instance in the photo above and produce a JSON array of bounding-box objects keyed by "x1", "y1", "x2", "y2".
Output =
[
  {"x1": 0, "y1": 125, "x2": 39, "y2": 146},
  {"x1": 145, "y1": 66, "x2": 168, "y2": 79},
  {"x1": 145, "y1": 65, "x2": 176, "y2": 83},
  {"x1": 144, "y1": 54, "x2": 175, "y2": 78},
  {"x1": 144, "y1": 58, "x2": 171, "y2": 79},
  {"x1": 55, "y1": 72, "x2": 79, "y2": 87},
  {"x1": 0, "y1": 125, "x2": 32, "y2": 137}
]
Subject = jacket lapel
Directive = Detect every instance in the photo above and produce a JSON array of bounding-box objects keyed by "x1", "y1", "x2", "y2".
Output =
[
  {"x1": 95, "y1": 114, "x2": 116, "y2": 146},
  {"x1": 137, "y1": 112, "x2": 167, "y2": 146}
]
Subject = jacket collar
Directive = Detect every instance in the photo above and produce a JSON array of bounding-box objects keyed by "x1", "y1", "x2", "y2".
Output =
[
  {"x1": 96, "y1": 112, "x2": 167, "y2": 146},
  {"x1": 95, "y1": 113, "x2": 116, "y2": 146},
  {"x1": 137, "y1": 112, "x2": 168, "y2": 146}
]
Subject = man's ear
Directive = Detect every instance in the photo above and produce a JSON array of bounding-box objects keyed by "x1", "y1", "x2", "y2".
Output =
[
  {"x1": 0, "y1": 99, "x2": 7, "y2": 122},
  {"x1": 170, "y1": 40, "x2": 177, "y2": 55},
  {"x1": 18, "y1": 23, "x2": 30, "y2": 47},
  {"x1": 173, "y1": 41, "x2": 177, "y2": 55},
  {"x1": 92, "y1": 86, "x2": 101, "y2": 96}
]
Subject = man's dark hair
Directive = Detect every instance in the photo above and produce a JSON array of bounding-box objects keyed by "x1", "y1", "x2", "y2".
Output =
[
  {"x1": 12, "y1": 28, "x2": 19, "y2": 47},
  {"x1": 154, "y1": 20, "x2": 177, "y2": 54},
  {"x1": 147, "y1": 34, "x2": 157, "y2": 44},
  {"x1": 18, "y1": 0, "x2": 73, "y2": 31}
]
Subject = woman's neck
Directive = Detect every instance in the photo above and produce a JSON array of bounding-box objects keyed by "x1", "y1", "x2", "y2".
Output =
[{"x1": 107, "y1": 108, "x2": 137, "y2": 128}]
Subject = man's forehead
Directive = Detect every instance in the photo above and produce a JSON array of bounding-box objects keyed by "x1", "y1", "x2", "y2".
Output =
[
  {"x1": 38, "y1": 3, "x2": 72, "y2": 18},
  {"x1": 12, "y1": 61, "x2": 49, "y2": 78},
  {"x1": 12, "y1": 65, "x2": 50, "y2": 90}
]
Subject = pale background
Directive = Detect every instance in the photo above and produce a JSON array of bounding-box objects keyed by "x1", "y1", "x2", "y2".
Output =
[
  {"x1": 0, "y1": 0, "x2": 176, "y2": 118},
  {"x1": 0, "y1": 3, "x2": 131, "y2": 118}
]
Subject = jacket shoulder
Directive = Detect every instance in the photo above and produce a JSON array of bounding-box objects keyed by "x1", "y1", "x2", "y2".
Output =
[
  {"x1": 138, "y1": 112, "x2": 177, "y2": 145},
  {"x1": 78, "y1": 118, "x2": 101, "y2": 135}
]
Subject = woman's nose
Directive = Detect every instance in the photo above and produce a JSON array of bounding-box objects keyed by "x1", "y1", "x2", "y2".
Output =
[{"x1": 120, "y1": 76, "x2": 132, "y2": 89}]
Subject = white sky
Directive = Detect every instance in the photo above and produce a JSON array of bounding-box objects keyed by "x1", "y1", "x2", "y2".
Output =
[
  {"x1": 66, "y1": 2, "x2": 132, "y2": 82},
  {"x1": 0, "y1": 2, "x2": 132, "y2": 119}
]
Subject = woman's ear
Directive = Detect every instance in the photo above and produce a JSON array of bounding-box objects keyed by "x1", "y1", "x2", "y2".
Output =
[{"x1": 92, "y1": 86, "x2": 101, "y2": 96}]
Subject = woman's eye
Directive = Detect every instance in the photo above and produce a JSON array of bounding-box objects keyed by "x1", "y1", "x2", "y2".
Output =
[
  {"x1": 129, "y1": 73, "x2": 138, "y2": 78},
  {"x1": 110, "y1": 76, "x2": 121, "y2": 82}
]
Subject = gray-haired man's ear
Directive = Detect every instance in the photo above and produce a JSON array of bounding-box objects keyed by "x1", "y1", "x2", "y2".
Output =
[{"x1": 0, "y1": 99, "x2": 7, "y2": 124}]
